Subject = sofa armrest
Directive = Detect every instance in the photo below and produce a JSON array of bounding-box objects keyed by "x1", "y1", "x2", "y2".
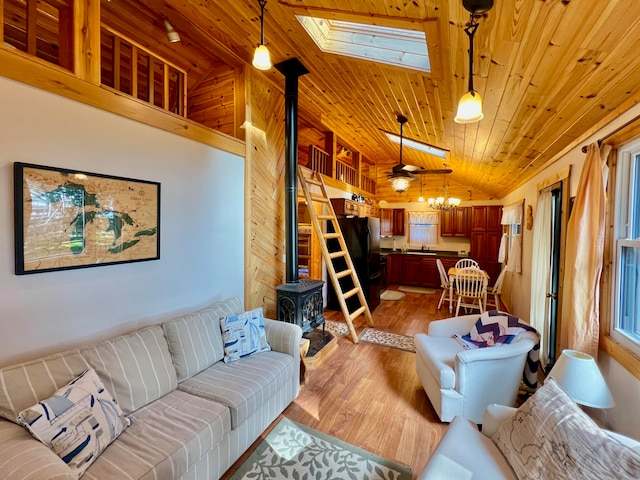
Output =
[
  {"x1": 0, "y1": 420, "x2": 76, "y2": 479},
  {"x1": 427, "y1": 315, "x2": 479, "y2": 337},
  {"x1": 263, "y1": 318, "x2": 302, "y2": 358},
  {"x1": 482, "y1": 404, "x2": 517, "y2": 437}
]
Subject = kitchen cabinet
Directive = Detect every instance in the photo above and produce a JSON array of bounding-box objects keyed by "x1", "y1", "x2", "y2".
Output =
[
  {"x1": 440, "y1": 207, "x2": 470, "y2": 237},
  {"x1": 470, "y1": 205, "x2": 503, "y2": 283},
  {"x1": 380, "y1": 208, "x2": 404, "y2": 236},
  {"x1": 331, "y1": 198, "x2": 360, "y2": 216},
  {"x1": 387, "y1": 254, "x2": 401, "y2": 284},
  {"x1": 400, "y1": 255, "x2": 422, "y2": 286}
]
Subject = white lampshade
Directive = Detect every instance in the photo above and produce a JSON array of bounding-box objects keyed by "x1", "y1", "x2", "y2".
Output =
[
  {"x1": 548, "y1": 350, "x2": 615, "y2": 408},
  {"x1": 391, "y1": 176, "x2": 411, "y2": 193},
  {"x1": 454, "y1": 90, "x2": 483, "y2": 124},
  {"x1": 252, "y1": 44, "x2": 272, "y2": 70}
]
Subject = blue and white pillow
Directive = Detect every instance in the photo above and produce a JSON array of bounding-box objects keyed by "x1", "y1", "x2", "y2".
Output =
[
  {"x1": 220, "y1": 307, "x2": 271, "y2": 363},
  {"x1": 17, "y1": 368, "x2": 129, "y2": 477}
]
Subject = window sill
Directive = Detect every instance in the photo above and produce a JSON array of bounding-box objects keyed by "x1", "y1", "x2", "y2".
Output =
[{"x1": 601, "y1": 335, "x2": 640, "y2": 381}]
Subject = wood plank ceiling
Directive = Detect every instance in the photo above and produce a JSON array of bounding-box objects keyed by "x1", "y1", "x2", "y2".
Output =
[{"x1": 101, "y1": 0, "x2": 640, "y2": 200}]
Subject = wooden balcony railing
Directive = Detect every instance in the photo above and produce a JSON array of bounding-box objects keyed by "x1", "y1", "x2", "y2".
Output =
[
  {"x1": 309, "y1": 145, "x2": 331, "y2": 176},
  {"x1": 336, "y1": 159, "x2": 357, "y2": 186},
  {"x1": 100, "y1": 25, "x2": 187, "y2": 117},
  {"x1": 360, "y1": 174, "x2": 376, "y2": 195}
]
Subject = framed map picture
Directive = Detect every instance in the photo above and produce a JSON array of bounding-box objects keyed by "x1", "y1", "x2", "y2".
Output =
[{"x1": 14, "y1": 162, "x2": 160, "y2": 275}]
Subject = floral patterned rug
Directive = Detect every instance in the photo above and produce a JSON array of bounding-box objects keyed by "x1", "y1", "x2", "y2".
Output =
[
  {"x1": 358, "y1": 328, "x2": 415, "y2": 353},
  {"x1": 230, "y1": 418, "x2": 412, "y2": 480}
]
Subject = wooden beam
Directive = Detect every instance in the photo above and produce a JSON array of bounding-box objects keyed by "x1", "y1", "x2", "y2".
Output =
[{"x1": 73, "y1": 0, "x2": 100, "y2": 84}]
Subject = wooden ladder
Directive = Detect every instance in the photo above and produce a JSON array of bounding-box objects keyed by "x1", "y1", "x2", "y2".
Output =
[{"x1": 297, "y1": 165, "x2": 374, "y2": 342}]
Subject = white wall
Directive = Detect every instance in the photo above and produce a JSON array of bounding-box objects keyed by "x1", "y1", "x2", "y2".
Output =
[
  {"x1": 0, "y1": 77, "x2": 245, "y2": 367},
  {"x1": 502, "y1": 103, "x2": 640, "y2": 439}
]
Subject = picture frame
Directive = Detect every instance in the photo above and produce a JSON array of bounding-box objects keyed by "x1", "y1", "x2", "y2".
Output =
[{"x1": 14, "y1": 162, "x2": 160, "y2": 275}]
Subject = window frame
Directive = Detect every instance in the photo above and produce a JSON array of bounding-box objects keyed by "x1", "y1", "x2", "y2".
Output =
[{"x1": 610, "y1": 144, "x2": 640, "y2": 357}]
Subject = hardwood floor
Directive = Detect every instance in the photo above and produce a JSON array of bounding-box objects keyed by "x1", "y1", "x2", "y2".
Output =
[{"x1": 222, "y1": 287, "x2": 456, "y2": 479}]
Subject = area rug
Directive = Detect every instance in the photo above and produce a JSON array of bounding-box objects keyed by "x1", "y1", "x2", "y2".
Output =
[
  {"x1": 230, "y1": 417, "x2": 412, "y2": 480},
  {"x1": 323, "y1": 319, "x2": 349, "y2": 337},
  {"x1": 398, "y1": 286, "x2": 437, "y2": 294},
  {"x1": 358, "y1": 328, "x2": 415, "y2": 353},
  {"x1": 380, "y1": 290, "x2": 405, "y2": 301}
]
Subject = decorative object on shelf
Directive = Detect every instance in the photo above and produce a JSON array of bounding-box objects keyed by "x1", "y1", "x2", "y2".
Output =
[
  {"x1": 252, "y1": 0, "x2": 271, "y2": 70},
  {"x1": 14, "y1": 162, "x2": 160, "y2": 275},
  {"x1": 547, "y1": 349, "x2": 615, "y2": 408},
  {"x1": 454, "y1": 0, "x2": 494, "y2": 124},
  {"x1": 428, "y1": 172, "x2": 461, "y2": 210},
  {"x1": 164, "y1": 20, "x2": 181, "y2": 43}
]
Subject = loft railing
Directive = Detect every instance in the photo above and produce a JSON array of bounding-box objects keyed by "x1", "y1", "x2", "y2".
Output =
[
  {"x1": 307, "y1": 145, "x2": 376, "y2": 195},
  {"x1": 100, "y1": 25, "x2": 187, "y2": 117}
]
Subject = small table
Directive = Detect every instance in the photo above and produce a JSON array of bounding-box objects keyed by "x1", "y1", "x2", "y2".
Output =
[{"x1": 448, "y1": 267, "x2": 490, "y2": 314}]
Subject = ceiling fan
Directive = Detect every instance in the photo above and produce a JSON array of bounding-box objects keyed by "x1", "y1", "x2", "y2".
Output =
[{"x1": 387, "y1": 115, "x2": 452, "y2": 192}]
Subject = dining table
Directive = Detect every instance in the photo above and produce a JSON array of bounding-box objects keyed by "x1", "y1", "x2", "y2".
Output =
[{"x1": 447, "y1": 267, "x2": 490, "y2": 314}]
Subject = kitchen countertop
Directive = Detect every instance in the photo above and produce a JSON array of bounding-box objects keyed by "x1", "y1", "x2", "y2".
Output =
[{"x1": 380, "y1": 248, "x2": 468, "y2": 258}]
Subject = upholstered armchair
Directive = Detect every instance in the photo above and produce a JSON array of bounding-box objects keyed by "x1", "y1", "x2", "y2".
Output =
[{"x1": 415, "y1": 314, "x2": 537, "y2": 424}]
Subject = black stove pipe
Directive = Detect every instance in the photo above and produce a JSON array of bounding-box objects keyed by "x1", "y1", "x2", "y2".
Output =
[{"x1": 275, "y1": 58, "x2": 310, "y2": 284}]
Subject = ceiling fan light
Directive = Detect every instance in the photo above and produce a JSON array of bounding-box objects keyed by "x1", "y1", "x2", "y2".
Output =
[
  {"x1": 391, "y1": 176, "x2": 411, "y2": 193},
  {"x1": 454, "y1": 90, "x2": 483, "y2": 124},
  {"x1": 418, "y1": 195, "x2": 425, "y2": 202},
  {"x1": 253, "y1": 44, "x2": 272, "y2": 70}
]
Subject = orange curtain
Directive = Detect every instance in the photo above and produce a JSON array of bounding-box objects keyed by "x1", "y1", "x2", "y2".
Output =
[{"x1": 560, "y1": 143, "x2": 611, "y2": 357}]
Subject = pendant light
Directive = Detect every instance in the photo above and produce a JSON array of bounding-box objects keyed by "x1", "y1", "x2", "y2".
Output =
[
  {"x1": 454, "y1": 0, "x2": 493, "y2": 124},
  {"x1": 252, "y1": 0, "x2": 272, "y2": 70}
]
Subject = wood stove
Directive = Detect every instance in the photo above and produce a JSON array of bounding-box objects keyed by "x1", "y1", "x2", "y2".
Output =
[{"x1": 274, "y1": 58, "x2": 325, "y2": 333}]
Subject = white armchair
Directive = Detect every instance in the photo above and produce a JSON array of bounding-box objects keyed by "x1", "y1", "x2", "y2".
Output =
[{"x1": 414, "y1": 314, "x2": 537, "y2": 424}]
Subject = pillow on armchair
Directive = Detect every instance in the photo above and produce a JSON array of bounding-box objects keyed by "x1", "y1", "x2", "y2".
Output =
[{"x1": 491, "y1": 378, "x2": 640, "y2": 480}]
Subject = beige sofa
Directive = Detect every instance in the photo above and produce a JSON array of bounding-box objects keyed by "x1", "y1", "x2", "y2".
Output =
[{"x1": 0, "y1": 297, "x2": 302, "y2": 480}]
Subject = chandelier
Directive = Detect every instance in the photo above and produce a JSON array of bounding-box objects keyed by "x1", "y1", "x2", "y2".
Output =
[{"x1": 428, "y1": 175, "x2": 461, "y2": 210}]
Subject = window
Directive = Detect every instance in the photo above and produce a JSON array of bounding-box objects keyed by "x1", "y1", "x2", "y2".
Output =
[
  {"x1": 500, "y1": 201, "x2": 523, "y2": 273},
  {"x1": 612, "y1": 145, "x2": 640, "y2": 355},
  {"x1": 408, "y1": 211, "x2": 438, "y2": 246}
]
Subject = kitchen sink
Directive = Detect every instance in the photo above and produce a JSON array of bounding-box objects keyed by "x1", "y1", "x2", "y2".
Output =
[{"x1": 406, "y1": 251, "x2": 437, "y2": 256}]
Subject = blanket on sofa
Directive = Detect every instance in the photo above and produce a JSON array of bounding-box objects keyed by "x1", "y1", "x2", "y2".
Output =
[{"x1": 459, "y1": 311, "x2": 540, "y2": 389}]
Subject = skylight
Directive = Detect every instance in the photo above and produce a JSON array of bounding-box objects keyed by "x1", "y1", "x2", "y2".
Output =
[{"x1": 296, "y1": 16, "x2": 430, "y2": 72}]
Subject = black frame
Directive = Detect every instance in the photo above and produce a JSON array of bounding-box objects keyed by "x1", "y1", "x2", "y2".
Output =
[{"x1": 14, "y1": 162, "x2": 160, "y2": 275}]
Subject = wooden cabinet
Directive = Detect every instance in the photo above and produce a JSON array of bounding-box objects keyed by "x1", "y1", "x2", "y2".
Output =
[
  {"x1": 362, "y1": 204, "x2": 379, "y2": 218},
  {"x1": 331, "y1": 198, "x2": 360, "y2": 216},
  {"x1": 400, "y1": 255, "x2": 422, "y2": 286},
  {"x1": 387, "y1": 254, "x2": 401, "y2": 284},
  {"x1": 380, "y1": 208, "x2": 405, "y2": 236},
  {"x1": 441, "y1": 207, "x2": 470, "y2": 237},
  {"x1": 470, "y1": 205, "x2": 503, "y2": 284},
  {"x1": 420, "y1": 257, "x2": 439, "y2": 287}
]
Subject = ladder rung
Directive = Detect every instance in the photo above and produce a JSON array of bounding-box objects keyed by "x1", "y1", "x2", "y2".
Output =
[
  {"x1": 350, "y1": 306, "x2": 366, "y2": 321},
  {"x1": 343, "y1": 287, "x2": 360, "y2": 300},
  {"x1": 317, "y1": 215, "x2": 334, "y2": 221},
  {"x1": 323, "y1": 233, "x2": 340, "y2": 239},
  {"x1": 306, "y1": 177, "x2": 322, "y2": 186},
  {"x1": 335, "y1": 269, "x2": 352, "y2": 279},
  {"x1": 329, "y1": 251, "x2": 346, "y2": 259},
  {"x1": 310, "y1": 195, "x2": 330, "y2": 203}
]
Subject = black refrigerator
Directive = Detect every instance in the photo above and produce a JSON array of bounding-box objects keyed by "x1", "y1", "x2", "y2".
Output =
[{"x1": 327, "y1": 216, "x2": 381, "y2": 312}]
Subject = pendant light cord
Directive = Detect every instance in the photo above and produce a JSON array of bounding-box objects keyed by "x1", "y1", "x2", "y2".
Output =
[
  {"x1": 259, "y1": 0, "x2": 267, "y2": 45},
  {"x1": 464, "y1": 13, "x2": 479, "y2": 94}
]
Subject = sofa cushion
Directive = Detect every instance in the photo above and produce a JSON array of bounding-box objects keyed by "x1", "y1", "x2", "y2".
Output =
[
  {"x1": 414, "y1": 334, "x2": 462, "y2": 390},
  {"x1": 17, "y1": 368, "x2": 129, "y2": 477},
  {"x1": 0, "y1": 349, "x2": 89, "y2": 424},
  {"x1": 80, "y1": 325, "x2": 178, "y2": 415},
  {"x1": 418, "y1": 415, "x2": 517, "y2": 480},
  {"x1": 82, "y1": 389, "x2": 231, "y2": 480},
  {"x1": 220, "y1": 308, "x2": 271, "y2": 363},
  {"x1": 492, "y1": 378, "x2": 640, "y2": 480},
  {"x1": 163, "y1": 306, "x2": 227, "y2": 382},
  {"x1": 177, "y1": 350, "x2": 294, "y2": 429}
]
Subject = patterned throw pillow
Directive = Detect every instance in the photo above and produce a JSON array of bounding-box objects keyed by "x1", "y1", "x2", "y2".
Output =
[
  {"x1": 491, "y1": 378, "x2": 640, "y2": 480},
  {"x1": 17, "y1": 368, "x2": 129, "y2": 477},
  {"x1": 220, "y1": 307, "x2": 271, "y2": 363}
]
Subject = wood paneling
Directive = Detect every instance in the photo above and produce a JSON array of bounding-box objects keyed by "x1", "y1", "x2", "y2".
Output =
[{"x1": 188, "y1": 63, "x2": 236, "y2": 136}]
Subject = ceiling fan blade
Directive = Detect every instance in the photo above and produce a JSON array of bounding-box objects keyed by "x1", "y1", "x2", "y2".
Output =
[{"x1": 412, "y1": 168, "x2": 453, "y2": 175}]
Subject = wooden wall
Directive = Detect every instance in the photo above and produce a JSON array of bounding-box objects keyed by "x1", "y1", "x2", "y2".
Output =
[
  {"x1": 244, "y1": 69, "x2": 286, "y2": 317},
  {"x1": 188, "y1": 63, "x2": 236, "y2": 136}
]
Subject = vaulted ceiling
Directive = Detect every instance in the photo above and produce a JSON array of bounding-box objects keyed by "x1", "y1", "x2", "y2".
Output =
[{"x1": 101, "y1": 0, "x2": 640, "y2": 201}]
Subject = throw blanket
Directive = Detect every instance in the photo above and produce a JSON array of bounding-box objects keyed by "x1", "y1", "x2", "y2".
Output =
[{"x1": 459, "y1": 310, "x2": 540, "y2": 389}]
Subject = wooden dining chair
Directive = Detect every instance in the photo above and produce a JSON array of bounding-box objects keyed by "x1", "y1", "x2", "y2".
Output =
[
  {"x1": 436, "y1": 258, "x2": 452, "y2": 310},
  {"x1": 485, "y1": 267, "x2": 507, "y2": 311},
  {"x1": 454, "y1": 258, "x2": 480, "y2": 269},
  {"x1": 454, "y1": 266, "x2": 488, "y2": 316}
]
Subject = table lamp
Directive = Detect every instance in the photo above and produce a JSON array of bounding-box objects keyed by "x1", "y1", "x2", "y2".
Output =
[{"x1": 547, "y1": 349, "x2": 615, "y2": 408}]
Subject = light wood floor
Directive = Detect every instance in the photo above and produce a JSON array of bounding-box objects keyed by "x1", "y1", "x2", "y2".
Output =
[{"x1": 222, "y1": 287, "x2": 456, "y2": 479}]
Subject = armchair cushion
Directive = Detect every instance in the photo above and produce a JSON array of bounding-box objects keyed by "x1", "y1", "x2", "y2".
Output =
[{"x1": 492, "y1": 378, "x2": 640, "y2": 480}]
